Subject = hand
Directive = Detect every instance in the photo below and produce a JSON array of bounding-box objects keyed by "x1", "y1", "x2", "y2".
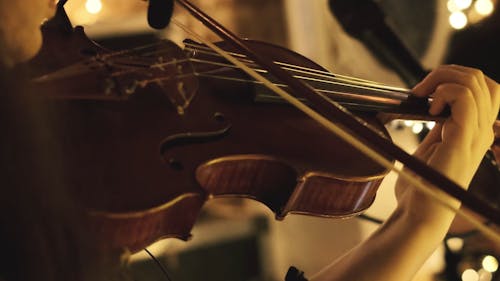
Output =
[
  {"x1": 311, "y1": 67, "x2": 498, "y2": 281},
  {"x1": 395, "y1": 65, "x2": 500, "y2": 227}
]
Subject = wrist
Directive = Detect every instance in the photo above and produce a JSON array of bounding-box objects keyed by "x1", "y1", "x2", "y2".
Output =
[{"x1": 396, "y1": 201, "x2": 456, "y2": 236}]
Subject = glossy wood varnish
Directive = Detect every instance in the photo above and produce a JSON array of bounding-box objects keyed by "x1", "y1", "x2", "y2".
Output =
[{"x1": 27, "y1": 10, "x2": 392, "y2": 253}]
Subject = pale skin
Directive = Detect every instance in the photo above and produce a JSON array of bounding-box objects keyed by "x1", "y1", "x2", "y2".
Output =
[
  {"x1": 312, "y1": 65, "x2": 500, "y2": 281},
  {"x1": 1, "y1": 2, "x2": 499, "y2": 281}
]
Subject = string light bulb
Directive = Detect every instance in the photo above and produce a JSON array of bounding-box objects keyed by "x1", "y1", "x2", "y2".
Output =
[
  {"x1": 403, "y1": 120, "x2": 414, "y2": 127},
  {"x1": 446, "y1": 237, "x2": 464, "y2": 252},
  {"x1": 474, "y1": 0, "x2": 494, "y2": 15},
  {"x1": 478, "y1": 269, "x2": 493, "y2": 281},
  {"x1": 85, "y1": 0, "x2": 102, "y2": 14},
  {"x1": 426, "y1": 121, "x2": 436, "y2": 130},
  {"x1": 482, "y1": 255, "x2": 499, "y2": 273},
  {"x1": 462, "y1": 269, "x2": 479, "y2": 281},
  {"x1": 448, "y1": 0, "x2": 463, "y2": 12},
  {"x1": 411, "y1": 123, "x2": 424, "y2": 134},
  {"x1": 449, "y1": 11, "x2": 468, "y2": 29},
  {"x1": 447, "y1": 0, "x2": 496, "y2": 28},
  {"x1": 455, "y1": 0, "x2": 474, "y2": 9}
]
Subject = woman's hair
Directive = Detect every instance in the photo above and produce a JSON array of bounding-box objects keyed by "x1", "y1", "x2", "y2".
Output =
[{"x1": 0, "y1": 66, "x2": 129, "y2": 281}]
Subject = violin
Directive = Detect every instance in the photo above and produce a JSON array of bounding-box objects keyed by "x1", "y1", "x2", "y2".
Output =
[{"x1": 24, "y1": 1, "x2": 500, "y2": 253}]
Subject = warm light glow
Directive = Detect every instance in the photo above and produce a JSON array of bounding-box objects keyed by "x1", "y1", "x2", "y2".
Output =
[
  {"x1": 462, "y1": 269, "x2": 479, "y2": 281},
  {"x1": 448, "y1": 0, "x2": 462, "y2": 12},
  {"x1": 478, "y1": 269, "x2": 493, "y2": 281},
  {"x1": 446, "y1": 237, "x2": 464, "y2": 252},
  {"x1": 454, "y1": 0, "x2": 473, "y2": 9},
  {"x1": 412, "y1": 123, "x2": 424, "y2": 134},
  {"x1": 426, "y1": 121, "x2": 436, "y2": 130},
  {"x1": 482, "y1": 255, "x2": 499, "y2": 272},
  {"x1": 475, "y1": 0, "x2": 494, "y2": 15},
  {"x1": 85, "y1": 0, "x2": 102, "y2": 14},
  {"x1": 404, "y1": 120, "x2": 414, "y2": 127},
  {"x1": 449, "y1": 11, "x2": 468, "y2": 29}
]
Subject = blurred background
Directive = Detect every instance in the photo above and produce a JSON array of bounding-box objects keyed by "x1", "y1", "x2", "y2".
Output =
[{"x1": 61, "y1": 0, "x2": 499, "y2": 280}]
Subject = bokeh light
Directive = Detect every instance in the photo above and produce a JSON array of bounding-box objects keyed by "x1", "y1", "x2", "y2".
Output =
[
  {"x1": 411, "y1": 123, "x2": 424, "y2": 134},
  {"x1": 446, "y1": 237, "x2": 464, "y2": 252},
  {"x1": 455, "y1": 0, "x2": 474, "y2": 9},
  {"x1": 449, "y1": 11, "x2": 468, "y2": 29},
  {"x1": 482, "y1": 255, "x2": 499, "y2": 273},
  {"x1": 462, "y1": 269, "x2": 479, "y2": 281},
  {"x1": 85, "y1": 0, "x2": 103, "y2": 14},
  {"x1": 474, "y1": 0, "x2": 494, "y2": 15}
]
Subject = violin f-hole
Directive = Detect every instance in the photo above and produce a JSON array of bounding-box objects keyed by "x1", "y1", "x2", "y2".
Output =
[{"x1": 159, "y1": 122, "x2": 232, "y2": 167}]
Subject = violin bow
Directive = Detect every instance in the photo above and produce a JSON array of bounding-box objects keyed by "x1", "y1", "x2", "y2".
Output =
[{"x1": 173, "y1": 0, "x2": 500, "y2": 241}]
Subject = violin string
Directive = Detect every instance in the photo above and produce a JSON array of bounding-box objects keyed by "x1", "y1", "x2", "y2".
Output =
[
  {"x1": 129, "y1": 44, "x2": 185, "y2": 58},
  {"x1": 194, "y1": 72, "x2": 402, "y2": 106},
  {"x1": 182, "y1": 42, "x2": 410, "y2": 92},
  {"x1": 33, "y1": 55, "x2": 425, "y2": 117},
  {"x1": 99, "y1": 53, "x2": 399, "y2": 111},
  {"x1": 37, "y1": 52, "x2": 409, "y2": 109},
  {"x1": 108, "y1": 59, "x2": 188, "y2": 77},
  {"x1": 34, "y1": 54, "x2": 188, "y2": 82},
  {"x1": 115, "y1": 60, "x2": 405, "y2": 110},
  {"x1": 98, "y1": 41, "x2": 180, "y2": 59},
  {"x1": 103, "y1": 39, "x2": 411, "y2": 97},
  {"x1": 68, "y1": 41, "x2": 192, "y2": 79},
  {"x1": 34, "y1": 38, "x2": 413, "y2": 105},
  {"x1": 171, "y1": 17, "x2": 500, "y2": 243},
  {"x1": 36, "y1": 26, "x2": 410, "y2": 100},
  {"x1": 133, "y1": 43, "x2": 413, "y2": 102},
  {"x1": 142, "y1": 44, "x2": 411, "y2": 99},
  {"x1": 95, "y1": 51, "x2": 411, "y2": 105},
  {"x1": 185, "y1": 57, "x2": 410, "y2": 100},
  {"x1": 170, "y1": 17, "x2": 394, "y2": 143}
]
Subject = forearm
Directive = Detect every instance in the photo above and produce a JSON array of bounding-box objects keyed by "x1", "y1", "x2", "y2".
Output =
[
  {"x1": 310, "y1": 149, "x2": 464, "y2": 281},
  {"x1": 311, "y1": 65, "x2": 499, "y2": 281},
  {"x1": 310, "y1": 205, "x2": 453, "y2": 281}
]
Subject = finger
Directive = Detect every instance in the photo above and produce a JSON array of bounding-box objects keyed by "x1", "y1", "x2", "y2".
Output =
[
  {"x1": 445, "y1": 65, "x2": 491, "y2": 128},
  {"x1": 413, "y1": 66, "x2": 487, "y2": 129},
  {"x1": 485, "y1": 76, "x2": 500, "y2": 124},
  {"x1": 431, "y1": 83, "x2": 478, "y2": 144},
  {"x1": 419, "y1": 123, "x2": 442, "y2": 147},
  {"x1": 412, "y1": 123, "x2": 442, "y2": 160},
  {"x1": 447, "y1": 65, "x2": 489, "y2": 98},
  {"x1": 411, "y1": 66, "x2": 452, "y2": 97}
]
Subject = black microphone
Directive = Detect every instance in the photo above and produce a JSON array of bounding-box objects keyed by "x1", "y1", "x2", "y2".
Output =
[
  {"x1": 148, "y1": 0, "x2": 174, "y2": 29},
  {"x1": 328, "y1": 0, "x2": 427, "y2": 86}
]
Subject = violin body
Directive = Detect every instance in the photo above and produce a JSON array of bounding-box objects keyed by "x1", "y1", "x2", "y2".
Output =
[
  {"x1": 27, "y1": 11, "x2": 390, "y2": 253},
  {"x1": 27, "y1": 2, "x2": 500, "y2": 252}
]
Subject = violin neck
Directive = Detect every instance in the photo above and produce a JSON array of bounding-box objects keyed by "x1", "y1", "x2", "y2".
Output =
[
  {"x1": 255, "y1": 88, "x2": 445, "y2": 122},
  {"x1": 374, "y1": 95, "x2": 449, "y2": 122},
  {"x1": 185, "y1": 41, "x2": 441, "y2": 122},
  {"x1": 183, "y1": 39, "x2": 497, "y2": 123}
]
